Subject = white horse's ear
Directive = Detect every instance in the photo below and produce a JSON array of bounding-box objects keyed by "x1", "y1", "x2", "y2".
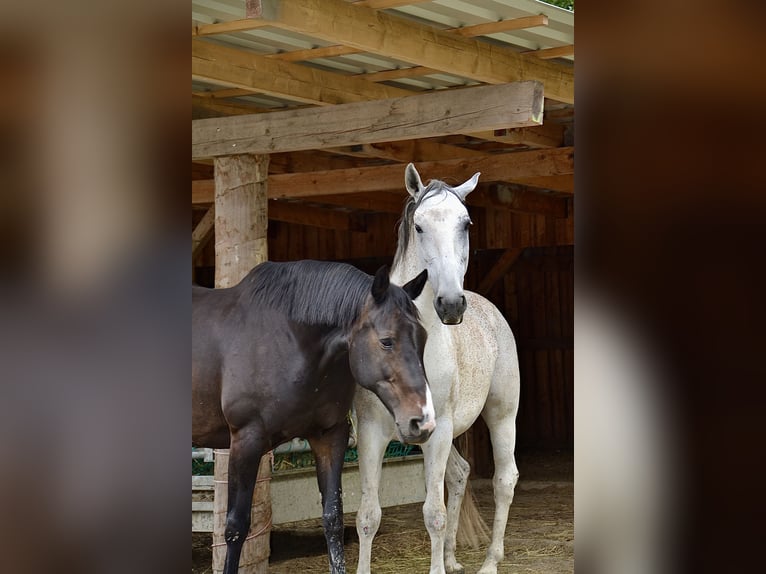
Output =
[
  {"x1": 452, "y1": 172, "x2": 480, "y2": 201},
  {"x1": 405, "y1": 163, "x2": 425, "y2": 198}
]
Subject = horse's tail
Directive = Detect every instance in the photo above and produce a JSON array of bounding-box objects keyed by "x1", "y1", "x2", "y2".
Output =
[{"x1": 452, "y1": 441, "x2": 491, "y2": 549}]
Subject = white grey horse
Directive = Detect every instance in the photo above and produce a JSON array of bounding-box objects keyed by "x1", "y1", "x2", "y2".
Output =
[{"x1": 354, "y1": 164, "x2": 521, "y2": 574}]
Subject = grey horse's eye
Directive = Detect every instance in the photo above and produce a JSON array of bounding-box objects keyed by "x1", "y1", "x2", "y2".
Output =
[{"x1": 414, "y1": 224, "x2": 423, "y2": 234}]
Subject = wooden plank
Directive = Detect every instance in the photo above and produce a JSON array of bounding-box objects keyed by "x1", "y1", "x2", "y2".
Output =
[
  {"x1": 192, "y1": 81, "x2": 543, "y2": 159},
  {"x1": 192, "y1": 148, "x2": 573, "y2": 203},
  {"x1": 525, "y1": 45, "x2": 575, "y2": 60},
  {"x1": 192, "y1": 207, "x2": 215, "y2": 259},
  {"x1": 477, "y1": 248, "x2": 523, "y2": 295},
  {"x1": 257, "y1": 0, "x2": 574, "y2": 103},
  {"x1": 272, "y1": 16, "x2": 549, "y2": 72},
  {"x1": 261, "y1": 147, "x2": 573, "y2": 197}
]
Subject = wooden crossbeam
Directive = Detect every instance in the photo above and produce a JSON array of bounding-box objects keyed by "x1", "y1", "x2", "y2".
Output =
[
  {"x1": 192, "y1": 147, "x2": 573, "y2": 202},
  {"x1": 271, "y1": 15, "x2": 550, "y2": 74},
  {"x1": 192, "y1": 81, "x2": 543, "y2": 159},
  {"x1": 477, "y1": 248, "x2": 524, "y2": 294},
  {"x1": 255, "y1": 0, "x2": 573, "y2": 103}
]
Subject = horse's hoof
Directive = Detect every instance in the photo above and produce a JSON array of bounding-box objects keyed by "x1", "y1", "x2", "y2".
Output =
[{"x1": 445, "y1": 563, "x2": 464, "y2": 574}]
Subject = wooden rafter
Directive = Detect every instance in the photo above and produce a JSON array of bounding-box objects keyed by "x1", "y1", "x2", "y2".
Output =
[
  {"x1": 525, "y1": 45, "x2": 574, "y2": 60},
  {"x1": 192, "y1": 81, "x2": 543, "y2": 159}
]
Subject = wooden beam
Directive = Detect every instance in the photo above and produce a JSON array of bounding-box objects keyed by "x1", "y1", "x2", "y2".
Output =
[
  {"x1": 525, "y1": 45, "x2": 575, "y2": 60},
  {"x1": 193, "y1": 147, "x2": 573, "y2": 202},
  {"x1": 194, "y1": 180, "x2": 568, "y2": 217},
  {"x1": 192, "y1": 207, "x2": 215, "y2": 259},
  {"x1": 192, "y1": 39, "x2": 410, "y2": 106},
  {"x1": 193, "y1": 81, "x2": 543, "y2": 159},
  {"x1": 477, "y1": 248, "x2": 523, "y2": 294},
  {"x1": 256, "y1": 0, "x2": 573, "y2": 103},
  {"x1": 270, "y1": 16, "x2": 549, "y2": 78}
]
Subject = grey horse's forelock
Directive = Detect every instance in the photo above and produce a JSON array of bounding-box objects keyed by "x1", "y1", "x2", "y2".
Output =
[{"x1": 393, "y1": 180, "x2": 466, "y2": 270}]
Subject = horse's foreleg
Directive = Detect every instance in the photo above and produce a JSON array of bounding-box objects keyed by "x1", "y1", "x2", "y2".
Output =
[
  {"x1": 354, "y1": 392, "x2": 393, "y2": 574},
  {"x1": 477, "y1": 407, "x2": 519, "y2": 574},
  {"x1": 223, "y1": 427, "x2": 267, "y2": 574},
  {"x1": 443, "y1": 445, "x2": 470, "y2": 574},
  {"x1": 311, "y1": 419, "x2": 351, "y2": 574},
  {"x1": 421, "y1": 419, "x2": 454, "y2": 574}
]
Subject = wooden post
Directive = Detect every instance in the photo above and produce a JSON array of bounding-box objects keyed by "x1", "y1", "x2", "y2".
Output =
[{"x1": 212, "y1": 153, "x2": 271, "y2": 574}]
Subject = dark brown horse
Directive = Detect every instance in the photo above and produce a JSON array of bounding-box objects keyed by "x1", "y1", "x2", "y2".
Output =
[{"x1": 192, "y1": 260, "x2": 434, "y2": 574}]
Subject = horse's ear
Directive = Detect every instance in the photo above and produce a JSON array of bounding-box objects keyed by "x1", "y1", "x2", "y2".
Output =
[
  {"x1": 405, "y1": 163, "x2": 425, "y2": 198},
  {"x1": 402, "y1": 269, "x2": 428, "y2": 301},
  {"x1": 371, "y1": 265, "x2": 390, "y2": 303},
  {"x1": 453, "y1": 172, "x2": 480, "y2": 201}
]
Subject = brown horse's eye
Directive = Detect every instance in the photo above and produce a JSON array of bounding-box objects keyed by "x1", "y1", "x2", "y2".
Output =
[{"x1": 379, "y1": 337, "x2": 394, "y2": 349}]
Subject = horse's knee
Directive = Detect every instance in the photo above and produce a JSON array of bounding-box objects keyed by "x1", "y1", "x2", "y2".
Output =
[
  {"x1": 423, "y1": 498, "x2": 447, "y2": 534},
  {"x1": 224, "y1": 515, "x2": 250, "y2": 545},
  {"x1": 356, "y1": 500, "x2": 381, "y2": 539}
]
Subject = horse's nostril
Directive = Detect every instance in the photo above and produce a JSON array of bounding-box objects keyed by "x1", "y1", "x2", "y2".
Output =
[
  {"x1": 461, "y1": 295, "x2": 466, "y2": 306},
  {"x1": 409, "y1": 416, "x2": 424, "y2": 435},
  {"x1": 436, "y1": 296, "x2": 443, "y2": 306}
]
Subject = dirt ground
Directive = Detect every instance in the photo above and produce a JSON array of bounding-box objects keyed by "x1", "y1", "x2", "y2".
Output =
[{"x1": 192, "y1": 450, "x2": 573, "y2": 573}]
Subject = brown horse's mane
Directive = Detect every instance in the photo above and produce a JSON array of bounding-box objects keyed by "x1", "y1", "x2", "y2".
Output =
[{"x1": 239, "y1": 260, "x2": 418, "y2": 329}]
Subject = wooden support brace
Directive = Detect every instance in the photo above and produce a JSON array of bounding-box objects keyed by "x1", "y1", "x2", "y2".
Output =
[{"x1": 192, "y1": 207, "x2": 215, "y2": 259}]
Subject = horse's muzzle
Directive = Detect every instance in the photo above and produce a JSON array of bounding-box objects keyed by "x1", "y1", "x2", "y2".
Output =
[
  {"x1": 399, "y1": 414, "x2": 435, "y2": 445},
  {"x1": 434, "y1": 295, "x2": 467, "y2": 325}
]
